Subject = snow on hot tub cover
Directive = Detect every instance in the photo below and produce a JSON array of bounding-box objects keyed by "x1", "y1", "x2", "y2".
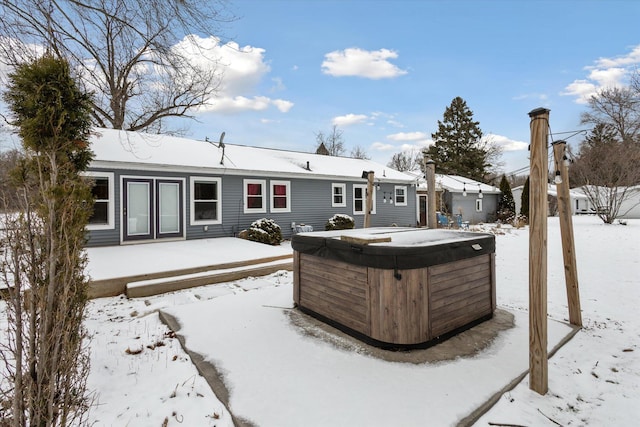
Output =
[{"x1": 291, "y1": 227, "x2": 495, "y2": 270}]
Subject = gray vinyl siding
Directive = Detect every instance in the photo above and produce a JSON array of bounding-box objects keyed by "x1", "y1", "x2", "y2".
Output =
[
  {"x1": 444, "y1": 192, "x2": 499, "y2": 224},
  {"x1": 85, "y1": 167, "x2": 418, "y2": 246}
]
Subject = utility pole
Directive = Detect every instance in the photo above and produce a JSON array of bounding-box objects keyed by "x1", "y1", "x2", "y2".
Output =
[
  {"x1": 424, "y1": 154, "x2": 437, "y2": 229},
  {"x1": 528, "y1": 107, "x2": 549, "y2": 395},
  {"x1": 363, "y1": 171, "x2": 374, "y2": 228},
  {"x1": 552, "y1": 140, "x2": 582, "y2": 327}
]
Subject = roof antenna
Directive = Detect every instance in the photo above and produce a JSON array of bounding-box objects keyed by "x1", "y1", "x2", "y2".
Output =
[
  {"x1": 206, "y1": 132, "x2": 226, "y2": 165},
  {"x1": 218, "y1": 132, "x2": 225, "y2": 165}
]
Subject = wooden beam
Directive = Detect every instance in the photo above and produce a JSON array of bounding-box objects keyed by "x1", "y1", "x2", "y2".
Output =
[
  {"x1": 528, "y1": 107, "x2": 549, "y2": 395},
  {"x1": 364, "y1": 171, "x2": 374, "y2": 228},
  {"x1": 424, "y1": 155, "x2": 437, "y2": 229},
  {"x1": 552, "y1": 141, "x2": 582, "y2": 327}
]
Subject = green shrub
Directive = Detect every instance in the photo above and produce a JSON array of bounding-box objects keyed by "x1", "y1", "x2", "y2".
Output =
[
  {"x1": 246, "y1": 218, "x2": 283, "y2": 245},
  {"x1": 325, "y1": 214, "x2": 355, "y2": 230}
]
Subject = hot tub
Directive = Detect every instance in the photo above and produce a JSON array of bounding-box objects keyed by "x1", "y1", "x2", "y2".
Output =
[{"x1": 292, "y1": 227, "x2": 496, "y2": 348}]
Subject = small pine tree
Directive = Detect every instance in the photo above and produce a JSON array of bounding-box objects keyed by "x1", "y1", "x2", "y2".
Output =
[
  {"x1": 497, "y1": 174, "x2": 516, "y2": 221},
  {"x1": 1, "y1": 54, "x2": 94, "y2": 425},
  {"x1": 520, "y1": 176, "x2": 530, "y2": 220}
]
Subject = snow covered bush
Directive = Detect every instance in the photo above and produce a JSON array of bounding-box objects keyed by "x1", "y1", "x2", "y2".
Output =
[
  {"x1": 325, "y1": 214, "x2": 355, "y2": 230},
  {"x1": 246, "y1": 218, "x2": 283, "y2": 245}
]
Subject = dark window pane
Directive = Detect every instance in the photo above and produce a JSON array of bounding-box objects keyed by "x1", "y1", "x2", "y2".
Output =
[
  {"x1": 247, "y1": 196, "x2": 262, "y2": 209},
  {"x1": 247, "y1": 183, "x2": 262, "y2": 196},
  {"x1": 273, "y1": 184, "x2": 287, "y2": 196},
  {"x1": 195, "y1": 201, "x2": 217, "y2": 220},
  {"x1": 355, "y1": 199, "x2": 363, "y2": 211},
  {"x1": 334, "y1": 195, "x2": 342, "y2": 204},
  {"x1": 92, "y1": 178, "x2": 109, "y2": 200},
  {"x1": 89, "y1": 201, "x2": 108, "y2": 224},
  {"x1": 355, "y1": 187, "x2": 362, "y2": 199},
  {"x1": 273, "y1": 197, "x2": 287, "y2": 209},
  {"x1": 195, "y1": 182, "x2": 217, "y2": 200}
]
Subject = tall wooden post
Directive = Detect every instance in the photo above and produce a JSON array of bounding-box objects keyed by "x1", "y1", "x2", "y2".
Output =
[
  {"x1": 424, "y1": 156, "x2": 437, "y2": 229},
  {"x1": 363, "y1": 171, "x2": 374, "y2": 228},
  {"x1": 528, "y1": 107, "x2": 549, "y2": 395},
  {"x1": 552, "y1": 141, "x2": 582, "y2": 327}
]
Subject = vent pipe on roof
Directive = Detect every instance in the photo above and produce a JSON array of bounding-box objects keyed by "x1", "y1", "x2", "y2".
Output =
[{"x1": 306, "y1": 161, "x2": 310, "y2": 170}]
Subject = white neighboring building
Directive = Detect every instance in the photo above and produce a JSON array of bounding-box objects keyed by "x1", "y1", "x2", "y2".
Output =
[
  {"x1": 572, "y1": 185, "x2": 640, "y2": 219},
  {"x1": 512, "y1": 184, "x2": 589, "y2": 216}
]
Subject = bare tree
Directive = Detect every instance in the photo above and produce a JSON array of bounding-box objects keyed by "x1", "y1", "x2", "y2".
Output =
[
  {"x1": 580, "y1": 69, "x2": 640, "y2": 143},
  {"x1": 387, "y1": 150, "x2": 421, "y2": 171},
  {"x1": 570, "y1": 124, "x2": 640, "y2": 223},
  {"x1": 315, "y1": 125, "x2": 346, "y2": 156},
  {"x1": 350, "y1": 145, "x2": 370, "y2": 160},
  {"x1": 0, "y1": 0, "x2": 233, "y2": 134}
]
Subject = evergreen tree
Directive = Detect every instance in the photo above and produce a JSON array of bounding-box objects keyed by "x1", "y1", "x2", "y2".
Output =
[
  {"x1": 1, "y1": 55, "x2": 94, "y2": 425},
  {"x1": 426, "y1": 97, "x2": 490, "y2": 181},
  {"x1": 497, "y1": 174, "x2": 516, "y2": 221},
  {"x1": 520, "y1": 176, "x2": 530, "y2": 219}
]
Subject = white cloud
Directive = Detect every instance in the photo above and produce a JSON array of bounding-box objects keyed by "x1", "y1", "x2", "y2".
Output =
[
  {"x1": 321, "y1": 48, "x2": 408, "y2": 79},
  {"x1": 371, "y1": 141, "x2": 396, "y2": 151},
  {"x1": 272, "y1": 99, "x2": 294, "y2": 113},
  {"x1": 594, "y1": 45, "x2": 640, "y2": 68},
  {"x1": 176, "y1": 35, "x2": 293, "y2": 114},
  {"x1": 387, "y1": 131, "x2": 428, "y2": 142},
  {"x1": 562, "y1": 44, "x2": 640, "y2": 104},
  {"x1": 332, "y1": 113, "x2": 369, "y2": 126},
  {"x1": 485, "y1": 134, "x2": 528, "y2": 152},
  {"x1": 561, "y1": 80, "x2": 598, "y2": 104}
]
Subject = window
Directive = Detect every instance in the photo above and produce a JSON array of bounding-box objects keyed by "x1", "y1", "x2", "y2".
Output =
[
  {"x1": 244, "y1": 179, "x2": 266, "y2": 213},
  {"x1": 190, "y1": 177, "x2": 221, "y2": 225},
  {"x1": 353, "y1": 184, "x2": 376, "y2": 215},
  {"x1": 332, "y1": 183, "x2": 346, "y2": 207},
  {"x1": 476, "y1": 199, "x2": 483, "y2": 212},
  {"x1": 85, "y1": 172, "x2": 115, "y2": 230},
  {"x1": 270, "y1": 180, "x2": 291, "y2": 213},
  {"x1": 394, "y1": 186, "x2": 407, "y2": 206}
]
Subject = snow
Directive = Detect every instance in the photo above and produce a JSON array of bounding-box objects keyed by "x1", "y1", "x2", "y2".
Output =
[
  {"x1": 2, "y1": 216, "x2": 639, "y2": 426},
  {"x1": 89, "y1": 128, "x2": 415, "y2": 183}
]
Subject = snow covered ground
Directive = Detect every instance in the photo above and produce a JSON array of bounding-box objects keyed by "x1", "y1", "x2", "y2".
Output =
[{"x1": 3, "y1": 216, "x2": 640, "y2": 426}]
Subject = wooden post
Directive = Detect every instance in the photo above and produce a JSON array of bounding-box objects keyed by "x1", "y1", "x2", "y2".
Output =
[
  {"x1": 424, "y1": 156, "x2": 437, "y2": 229},
  {"x1": 363, "y1": 171, "x2": 374, "y2": 228},
  {"x1": 528, "y1": 107, "x2": 549, "y2": 395},
  {"x1": 552, "y1": 141, "x2": 582, "y2": 327}
]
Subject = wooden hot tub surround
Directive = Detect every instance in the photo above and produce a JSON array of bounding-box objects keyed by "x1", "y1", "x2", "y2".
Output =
[{"x1": 292, "y1": 228, "x2": 496, "y2": 347}]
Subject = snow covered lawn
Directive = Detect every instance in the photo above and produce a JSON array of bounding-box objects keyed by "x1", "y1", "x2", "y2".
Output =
[
  {"x1": 83, "y1": 216, "x2": 639, "y2": 426},
  {"x1": 4, "y1": 216, "x2": 639, "y2": 426}
]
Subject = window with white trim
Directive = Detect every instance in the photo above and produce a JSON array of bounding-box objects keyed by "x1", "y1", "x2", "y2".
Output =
[
  {"x1": 244, "y1": 179, "x2": 266, "y2": 213},
  {"x1": 270, "y1": 180, "x2": 291, "y2": 213},
  {"x1": 190, "y1": 177, "x2": 221, "y2": 225},
  {"x1": 476, "y1": 199, "x2": 483, "y2": 212},
  {"x1": 394, "y1": 186, "x2": 407, "y2": 206},
  {"x1": 353, "y1": 184, "x2": 376, "y2": 215},
  {"x1": 332, "y1": 183, "x2": 346, "y2": 207},
  {"x1": 85, "y1": 171, "x2": 115, "y2": 230}
]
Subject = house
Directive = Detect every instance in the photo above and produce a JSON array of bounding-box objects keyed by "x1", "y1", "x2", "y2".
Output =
[
  {"x1": 512, "y1": 184, "x2": 589, "y2": 216},
  {"x1": 571, "y1": 185, "x2": 640, "y2": 219},
  {"x1": 85, "y1": 129, "x2": 418, "y2": 246},
  {"x1": 407, "y1": 172, "x2": 501, "y2": 225}
]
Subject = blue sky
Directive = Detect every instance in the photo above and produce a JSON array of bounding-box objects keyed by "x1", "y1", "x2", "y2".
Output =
[
  {"x1": 2, "y1": 0, "x2": 639, "y2": 177},
  {"x1": 181, "y1": 0, "x2": 640, "y2": 175}
]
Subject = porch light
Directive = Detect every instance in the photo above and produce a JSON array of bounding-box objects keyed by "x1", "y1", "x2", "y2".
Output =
[
  {"x1": 462, "y1": 183, "x2": 467, "y2": 197},
  {"x1": 478, "y1": 184, "x2": 483, "y2": 199}
]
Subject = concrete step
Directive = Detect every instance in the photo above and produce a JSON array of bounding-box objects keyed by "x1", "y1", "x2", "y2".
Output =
[
  {"x1": 125, "y1": 258, "x2": 293, "y2": 298},
  {"x1": 89, "y1": 254, "x2": 292, "y2": 298}
]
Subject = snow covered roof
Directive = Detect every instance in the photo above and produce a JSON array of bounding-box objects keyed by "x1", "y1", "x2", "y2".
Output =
[
  {"x1": 89, "y1": 128, "x2": 415, "y2": 183},
  {"x1": 406, "y1": 170, "x2": 501, "y2": 194},
  {"x1": 513, "y1": 184, "x2": 589, "y2": 199}
]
